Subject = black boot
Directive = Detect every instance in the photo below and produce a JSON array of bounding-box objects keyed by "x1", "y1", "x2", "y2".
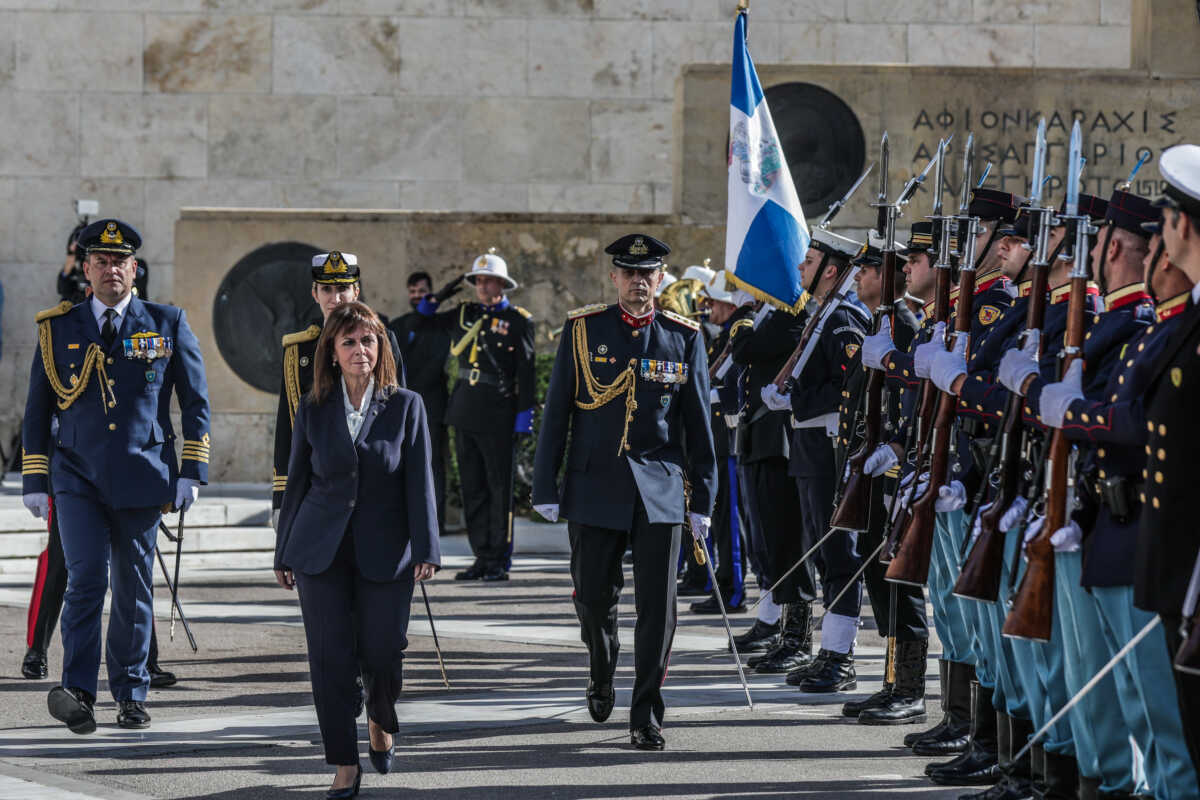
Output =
[
  {"x1": 911, "y1": 659, "x2": 972, "y2": 753},
  {"x1": 753, "y1": 603, "x2": 815, "y2": 674},
  {"x1": 797, "y1": 649, "x2": 856, "y2": 693},
  {"x1": 786, "y1": 649, "x2": 829, "y2": 685},
  {"x1": 21, "y1": 647, "x2": 48, "y2": 680},
  {"x1": 842, "y1": 684, "x2": 892, "y2": 717},
  {"x1": 1029, "y1": 744, "x2": 1045, "y2": 798},
  {"x1": 731, "y1": 619, "x2": 779, "y2": 654},
  {"x1": 927, "y1": 681, "x2": 1000, "y2": 785},
  {"x1": 906, "y1": 658, "x2": 948, "y2": 746},
  {"x1": 858, "y1": 639, "x2": 927, "y2": 725}
]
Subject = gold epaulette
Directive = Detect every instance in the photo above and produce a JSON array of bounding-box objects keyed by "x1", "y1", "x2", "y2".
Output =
[
  {"x1": 514, "y1": 305, "x2": 532, "y2": 319},
  {"x1": 281, "y1": 324, "x2": 321, "y2": 349},
  {"x1": 36, "y1": 301, "x2": 73, "y2": 322},
  {"x1": 659, "y1": 309, "x2": 700, "y2": 331},
  {"x1": 567, "y1": 303, "x2": 608, "y2": 320}
]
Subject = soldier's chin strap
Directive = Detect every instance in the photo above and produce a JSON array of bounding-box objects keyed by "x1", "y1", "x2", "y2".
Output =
[
  {"x1": 1016, "y1": 233, "x2": 1069, "y2": 286},
  {"x1": 1145, "y1": 238, "x2": 1167, "y2": 303},
  {"x1": 1093, "y1": 222, "x2": 1116, "y2": 297},
  {"x1": 808, "y1": 251, "x2": 832, "y2": 297},
  {"x1": 972, "y1": 223, "x2": 1001, "y2": 274}
]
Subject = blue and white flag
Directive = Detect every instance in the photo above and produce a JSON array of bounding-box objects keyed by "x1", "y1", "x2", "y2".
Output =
[{"x1": 725, "y1": 11, "x2": 810, "y2": 312}]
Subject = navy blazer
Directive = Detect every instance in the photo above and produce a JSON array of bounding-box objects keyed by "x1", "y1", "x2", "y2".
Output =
[{"x1": 275, "y1": 385, "x2": 441, "y2": 581}]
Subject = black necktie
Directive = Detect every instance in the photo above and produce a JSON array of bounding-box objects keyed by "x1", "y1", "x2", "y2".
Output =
[{"x1": 101, "y1": 308, "x2": 117, "y2": 348}]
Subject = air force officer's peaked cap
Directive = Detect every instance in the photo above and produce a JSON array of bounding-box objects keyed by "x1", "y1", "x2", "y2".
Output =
[
  {"x1": 312, "y1": 251, "x2": 360, "y2": 284},
  {"x1": 78, "y1": 219, "x2": 141, "y2": 256},
  {"x1": 1153, "y1": 144, "x2": 1200, "y2": 219},
  {"x1": 605, "y1": 233, "x2": 670, "y2": 269}
]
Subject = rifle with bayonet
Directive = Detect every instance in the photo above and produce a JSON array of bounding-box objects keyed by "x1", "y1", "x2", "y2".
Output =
[
  {"x1": 1004, "y1": 121, "x2": 1088, "y2": 641},
  {"x1": 887, "y1": 136, "x2": 981, "y2": 585},
  {"x1": 954, "y1": 119, "x2": 1055, "y2": 602},
  {"x1": 818, "y1": 161, "x2": 875, "y2": 230},
  {"x1": 771, "y1": 265, "x2": 859, "y2": 392}
]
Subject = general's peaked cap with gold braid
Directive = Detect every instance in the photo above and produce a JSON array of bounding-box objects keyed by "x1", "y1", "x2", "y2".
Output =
[
  {"x1": 311, "y1": 251, "x2": 361, "y2": 284},
  {"x1": 78, "y1": 218, "x2": 141, "y2": 256}
]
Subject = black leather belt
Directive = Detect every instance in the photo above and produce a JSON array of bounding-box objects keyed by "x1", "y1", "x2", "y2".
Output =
[{"x1": 457, "y1": 367, "x2": 501, "y2": 387}]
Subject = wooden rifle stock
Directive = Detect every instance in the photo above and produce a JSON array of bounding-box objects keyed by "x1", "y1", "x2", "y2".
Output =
[
  {"x1": 830, "y1": 251, "x2": 896, "y2": 531},
  {"x1": 1004, "y1": 274, "x2": 1088, "y2": 641},
  {"x1": 771, "y1": 270, "x2": 850, "y2": 391},
  {"x1": 886, "y1": 266, "x2": 977, "y2": 585}
]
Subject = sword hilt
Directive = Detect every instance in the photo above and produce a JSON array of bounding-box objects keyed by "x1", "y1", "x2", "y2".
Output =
[{"x1": 692, "y1": 538, "x2": 707, "y2": 566}]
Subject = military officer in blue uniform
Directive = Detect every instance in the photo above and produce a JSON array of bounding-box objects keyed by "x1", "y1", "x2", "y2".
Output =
[
  {"x1": 273, "y1": 252, "x2": 405, "y2": 522},
  {"x1": 532, "y1": 233, "x2": 716, "y2": 751},
  {"x1": 21, "y1": 219, "x2": 211, "y2": 733}
]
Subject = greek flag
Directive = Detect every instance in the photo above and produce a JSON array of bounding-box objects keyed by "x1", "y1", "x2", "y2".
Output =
[{"x1": 724, "y1": 11, "x2": 810, "y2": 312}]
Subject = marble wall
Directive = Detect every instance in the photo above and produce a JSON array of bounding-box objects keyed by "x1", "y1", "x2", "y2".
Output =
[{"x1": 0, "y1": 0, "x2": 1162, "y2": 460}]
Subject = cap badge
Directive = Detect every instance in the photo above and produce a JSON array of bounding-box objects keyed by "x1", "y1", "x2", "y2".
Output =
[
  {"x1": 477, "y1": 256, "x2": 489, "y2": 269},
  {"x1": 324, "y1": 252, "x2": 348, "y2": 274},
  {"x1": 100, "y1": 222, "x2": 124, "y2": 245},
  {"x1": 629, "y1": 237, "x2": 649, "y2": 256}
]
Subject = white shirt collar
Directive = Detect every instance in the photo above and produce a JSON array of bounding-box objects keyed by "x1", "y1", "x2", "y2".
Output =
[
  {"x1": 1190, "y1": 281, "x2": 1200, "y2": 306},
  {"x1": 90, "y1": 292, "x2": 133, "y2": 328},
  {"x1": 341, "y1": 375, "x2": 375, "y2": 438}
]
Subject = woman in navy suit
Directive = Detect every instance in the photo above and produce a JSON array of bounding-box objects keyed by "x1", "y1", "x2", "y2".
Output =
[{"x1": 274, "y1": 302, "x2": 440, "y2": 799}]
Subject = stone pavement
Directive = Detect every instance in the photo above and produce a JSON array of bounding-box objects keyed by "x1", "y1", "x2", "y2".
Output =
[{"x1": 0, "y1": 547, "x2": 962, "y2": 799}]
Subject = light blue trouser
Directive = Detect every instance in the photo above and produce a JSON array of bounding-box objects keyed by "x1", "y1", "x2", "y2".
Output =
[
  {"x1": 1092, "y1": 586, "x2": 1200, "y2": 800},
  {"x1": 962, "y1": 525, "x2": 1026, "y2": 718},
  {"x1": 1055, "y1": 552, "x2": 1134, "y2": 791},
  {"x1": 1008, "y1": 554, "x2": 1073, "y2": 754},
  {"x1": 930, "y1": 511, "x2": 973, "y2": 664}
]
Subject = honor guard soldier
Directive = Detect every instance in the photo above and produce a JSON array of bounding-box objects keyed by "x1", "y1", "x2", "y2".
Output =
[
  {"x1": 1139, "y1": 144, "x2": 1200, "y2": 778},
  {"x1": 21, "y1": 219, "x2": 211, "y2": 733},
  {"x1": 416, "y1": 249, "x2": 536, "y2": 582},
  {"x1": 532, "y1": 233, "x2": 717, "y2": 751},
  {"x1": 272, "y1": 252, "x2": 405, "y2": 524}
]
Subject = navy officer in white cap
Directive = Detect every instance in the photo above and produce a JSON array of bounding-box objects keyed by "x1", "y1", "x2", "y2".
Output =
[{"x1": 415, "y1": 249, "x2": 536, "y2": 582}]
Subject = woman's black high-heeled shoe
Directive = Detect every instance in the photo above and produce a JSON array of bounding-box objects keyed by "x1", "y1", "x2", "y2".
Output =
[
  {"x1": 325, "y1": 764, "x2": 361, "y2": 799},
  {"x1": 369, "y1": 735, "x2": 394, "y2": 774}
]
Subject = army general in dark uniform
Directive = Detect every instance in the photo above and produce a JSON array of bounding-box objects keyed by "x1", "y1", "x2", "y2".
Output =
[{"x1": 532, "y1": 234, "x2": 717, "y2": 751}]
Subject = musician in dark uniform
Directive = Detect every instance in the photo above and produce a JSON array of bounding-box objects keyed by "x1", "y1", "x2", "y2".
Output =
[
  {"x1": 273, "y1": 252, "x2": 405, "y2": 524},
  {"x1": 22, "y1": 219, "x2": 210, "y2": 733},
  {"x1": 1028, "y1": 188, "x2": 1199, "y2": 797},
  {"x1": 532, "y1": 233, "x2": 716, "y2": 751},
  {"x1": 388, "y1": 271, "x2": 454, "y2": 533},
  {"x1": 415, "y1": 250, "x2": 536, "y2": 582},
  {"x1": 1138, "y1": 144, "x2": 1200, "y2": 779}
]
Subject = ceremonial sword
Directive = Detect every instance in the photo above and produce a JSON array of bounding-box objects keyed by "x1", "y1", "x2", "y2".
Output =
[
  {"x1": 156, "y1": 516, "x2": 198, "y2": 653},
  {"x1": 690, "y1": 534, "x2": 754, "y2": 709},
  {"x1": 419, "y1": 582, "x2": 450, "y2": 688}
]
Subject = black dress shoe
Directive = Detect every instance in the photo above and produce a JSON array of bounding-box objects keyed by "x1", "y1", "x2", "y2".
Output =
[
  {"x1": 927, "y1": 745, "x2": 1001, "y2": 785},
  {"x1": 147, "y1": 661, "x2": 177, "y2": 688},
  {"x1": 368, "y1": 739, "x2": 394, "y2": 775},
  {"x1": 48, "y1": 686, "x2": 96, "y2": 735},
  {"x1": 911, "y1": 719, "x2": 970, "y2": 755},
  {"x1": 858, "y1": 691, "x2": 927, "y2": 726},
  {"x1": 842, "y1": 685, "x2": 893, "y2": 717},
  {"x1": 481, "y1": 566, "x2": 510, "y2": 582},
  {"x1": 22, "y1": 648, "x2": 48, "y2": 680},
  {"x1": 797, "y1": 650, "x2": 856, "y2": 693},
  {"x1": 956, "y1": 776, "x2": 1033, "y2": 799},
  {"x1": 455, "y1": 563, "x2": 484, "y2": 580},
  {"x1": 586, "y1": 680, "x2": 615, "y2": 723},
  {"x1": 117, "y1": 700, "x2": 152, "y2": 729},
  {"x1": 326, "y1": 765, "x2": 362, "y2": 799},
  {"x1": 689, "y1": 593, "x2": 746, "y2": 614},
  {"x1": 630, "y1": 725, "x2": 665, "y2": 751},
  {"x1": 730, "y1": 619, "x2": 779, "y2": 653}
]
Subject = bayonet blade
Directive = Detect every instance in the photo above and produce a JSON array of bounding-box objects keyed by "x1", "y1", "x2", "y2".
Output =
[
  {"x1": 818, "y1": 160, "x2": 875, "y2": 229},
  {"x1": 877, "y1": 132, "x2": 889, "y2": 202},
  {"x1": 1065, "y1": 121, "x2": 1082, "y2": 217},
  {"x1": 1030, "y1": 118, "x2": 1047, "y2": 206},
  {"x1": 931, "y1": 139, "x2": 947, "y2": 217},
  {"x1": 958, "y1": 133, "x2": 975, "y2": 215}
]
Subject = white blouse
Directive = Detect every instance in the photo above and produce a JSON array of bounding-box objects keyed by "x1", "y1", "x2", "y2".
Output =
[{"x1": 341, "y1": 375, "x2": 374, "y2": 440}]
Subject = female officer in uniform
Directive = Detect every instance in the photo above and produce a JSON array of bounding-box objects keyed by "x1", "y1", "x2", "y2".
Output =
[{"x1": 274, "y1": 302, "x2": 439, "y2": 799}]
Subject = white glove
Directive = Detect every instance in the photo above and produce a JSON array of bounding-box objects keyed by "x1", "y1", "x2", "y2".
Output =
[
  {"x1": 710, "y1": 388, "x2": 721, "y2": 405},
  {"x1": 23, "y1": 492, "x2": 50, "y2": 520},
  {"x1": 271, "y1": 508, "x2": 280, "y2": 531},
  {"x1": 688, "y1": 512, "x2": 711, "y2": 541},
  {"x1": 913, "y1": 472, "x2": 930, "y2": 503},
  {"x1": 935, "y1": 480, "x2": 967, "y2": 513},
  {"x1": 998, "y1": 330, "x2": 1041, "y2": 395},
  {"x1": 1039, "y1": 359, "x2": 1085, "y2": 429},
  {"x1": 864, "y1": 444, "x2": 900, "y2": 477},
  {"x1": 861, "y1": 316, "x2": 894, "y2": 371},
  {"x1": 1050, "y1": 519, "x2": 1083, "y2": 553},
  {"x1": 913, "y1": 322, "x2": 947, "y2": 378},
  {"x1": 969, "y1": 502, "x2": 994, "y2": 547},
  {"x1": 174, "y1": 478, "x2": 200, "y2": 513},
  {"x1": 999, "y1": 496, "x2": 1029, "y2": 531},
  {"x1": 534, "y1": 504, "x2": 559, "y2": 522},
  {"x1": 761, "y1": 383, "x2": 791, "y2": 411},
  {"x1": 930, "y1": 331, "x2": 968, "y2": 393},
  {"x1": 1023, "y1": 514, "x2": 1045, "y2": 551}
]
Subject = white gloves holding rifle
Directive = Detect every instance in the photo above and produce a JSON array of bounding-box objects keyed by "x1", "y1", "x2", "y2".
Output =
[
  {"x1": 1038, "y1": 360, "x2": 1085, "y2": 428},
  {"x1": 761, "y1": 384, "x2": 791, "y2": 412},
  {"x1": 913, "y1": 322, "x2": 947, "y2": 378},
  {"x1": 860, "y1": 316, "x2": 894, "y2": 371},
  {"x1": 998, "y1": 330, "x2": 1041, "y2": 395},
  {"x1": 930, "y1": 332, "x2": 968, "y2": 393},
  {"x1": 864, "y1": 444, "x2": 899, "y2": 477}
]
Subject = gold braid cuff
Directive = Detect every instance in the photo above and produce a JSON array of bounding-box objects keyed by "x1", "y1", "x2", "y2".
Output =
[
  {"x1": 38, "y1": 321, "x2": 116, "y2": 413},
  {"x1": 571, "y1": 317, "x2": 638, "y2": 456}
]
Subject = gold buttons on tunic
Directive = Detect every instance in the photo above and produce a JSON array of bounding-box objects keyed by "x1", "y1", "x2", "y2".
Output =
[
  {"x1": 1159, "y1": 424, "x2": 1167, "y2": 436},
  {"x1": 108, "y1": 423, "x2": 117, "y2": 431},
  {"x1": 1098, "y1": 448, "x2": 1106, "y2": 458},
  {"x1": 1158, "y1": 448, "x2": 1166, "y2": 461},
  {"x1": 1155, "y1": 471, "x2": 1164, "y2": 484}
]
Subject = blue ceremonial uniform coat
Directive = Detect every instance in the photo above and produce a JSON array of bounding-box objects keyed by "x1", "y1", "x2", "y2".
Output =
[
  {"x1": 533, "y1": 304, "x2": 717, "y2": 530},
  {"x1": 21, "y1": 296, "x2": 210, "y2": 702}
]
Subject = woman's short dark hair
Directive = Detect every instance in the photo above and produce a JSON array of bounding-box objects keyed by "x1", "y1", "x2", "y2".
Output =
[{"x1": 309, "y1": 302, "x2": 398, "y2": 404}]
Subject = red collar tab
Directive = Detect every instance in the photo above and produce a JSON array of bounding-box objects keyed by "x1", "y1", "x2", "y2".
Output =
[
  {"x1": 922, "y1": 287, "x2": 961, "y2": 319},
  {"x1": 619, "y1": 305, "x2": 655, "y2": 329},
  {"x1": 1050, "y1": 282, "x2": 1101, "y2": 305},
  {"x1": 1017, "y1": 279, "x2": 1034, "y2": 298},
  {"x1": 1156, "y1": 291, "x2": 1190, "y2": 322},
  {"x1": 975, "y1": 270, "x2": 1009, "y2": 294},
  {"x1": 1104, "y1": 282, "x2": 1151, "y2": 311}
]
